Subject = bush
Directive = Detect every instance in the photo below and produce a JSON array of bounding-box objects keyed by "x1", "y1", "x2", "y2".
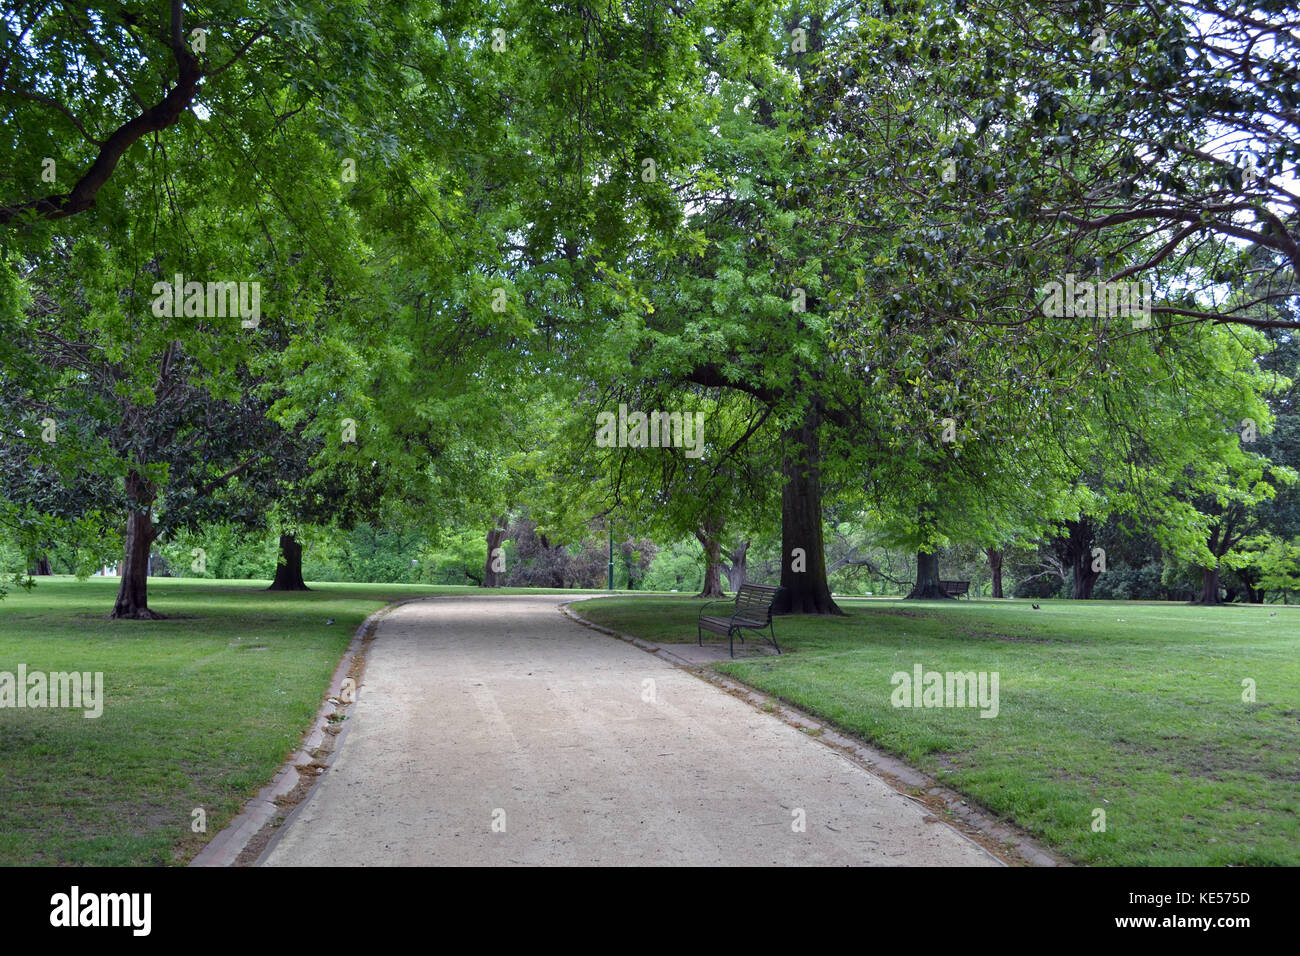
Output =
[
  {"x1": 642, "y1": 540, "x2": 704, "y2": 592},
  {"x1": 1013, "y1": 575, "x2": 1067, "y2": 599},
  {"x1": 156, "y1": 525, "x2": 277, "y2": 580},
  {"x1": 1092, "y1": 561, "x2": 1168, "y2": 600}
]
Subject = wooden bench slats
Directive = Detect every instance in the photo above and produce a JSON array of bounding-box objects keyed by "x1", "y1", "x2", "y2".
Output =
[
  {"x1": 697, "y1": 584, "x2": 783, "y2": 657},
  {"x1": 940, "y1": 580, "x2": 971, "y2": 599}
]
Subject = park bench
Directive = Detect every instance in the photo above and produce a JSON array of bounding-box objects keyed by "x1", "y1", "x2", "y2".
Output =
[
  {"x1": 697, "y1": 583, "x2": 784, "y2": 658},
  {"x1": 941, "y1": 580, "x2": 971, "y2": 599}
]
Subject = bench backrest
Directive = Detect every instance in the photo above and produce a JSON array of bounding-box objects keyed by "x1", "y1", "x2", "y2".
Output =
[
  {"x1": 941, "y1": 580, "x2": 970, "y2": 593},
  {"x1": 733, "y1": 583, "x2": 781, "y2": 623}
]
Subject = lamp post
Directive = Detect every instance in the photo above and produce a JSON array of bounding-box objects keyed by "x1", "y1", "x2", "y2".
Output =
[{"x1": 608, "y1": 524, "x2": 614, "y2": 591}]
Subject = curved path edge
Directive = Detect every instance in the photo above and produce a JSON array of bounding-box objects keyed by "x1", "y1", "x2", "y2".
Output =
[
  {"x1": 561, "y1": 597, "x2": 1066, "y2": 867},
  {"x1": 189, "y1": 596, "x2": 431, "y2": 867}
]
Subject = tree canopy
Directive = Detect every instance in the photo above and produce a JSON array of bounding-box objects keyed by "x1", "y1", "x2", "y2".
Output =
[{"x1": 2, "y1": 0, "x2": 1296, "y2": 612}]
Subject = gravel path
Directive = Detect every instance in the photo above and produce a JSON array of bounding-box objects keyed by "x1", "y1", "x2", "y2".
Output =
[{"x1": 261, "y1": 594, "x2": 1000, "y2": 866}]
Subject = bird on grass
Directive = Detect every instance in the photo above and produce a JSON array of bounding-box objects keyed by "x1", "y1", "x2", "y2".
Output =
[
  {"x1": 1031, "y1": 603, "x2": 1041, "y2": 610},
  {"x1": 325, "y1": 618, "x2": 335, "y2": 626}
]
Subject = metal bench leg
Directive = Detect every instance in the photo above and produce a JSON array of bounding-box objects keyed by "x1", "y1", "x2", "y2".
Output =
[
  {"x1": 770, "y1": 621, "x2": 781, "y2": 655},
  {"x1": 729, "y1": 628, "x2": 735, "y2": 658}
]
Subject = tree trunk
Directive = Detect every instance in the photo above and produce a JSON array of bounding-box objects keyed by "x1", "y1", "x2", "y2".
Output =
[
  {"x1": 1193, "y1": 566, "x2": 1223, "y2": 605},
  {"x1": 1059, "y1": 519, "x2": 1099, "y2": 599},
  {"x1": 725, "y1": 539, "x2": 749, "y2": 591},
  {"x1": 906, "y1": 549, "x2": 952, "y2": 599},
  {"x1": 268, "y1": 533, "x2": 310, "y2": 591},
  {"x1": 31, "y1": 554, "x2": 53, "y2": 575},
  {"x1": 111, "y1": 472, "x2": 163, "y2": 619},
  {"x1": 696, "y1": 530, "x2": 728, "y2": 598},
  {"x1": 1070, "y1": 547, "x2": 1100, "y2": 599},
  {"x1": 985, "y1": 547, "x2": 1004, "y2": 598},
  {"x1": 772, "y1": 405, "x2": 842, "y2": 615},
  {"x1": 483, "y1": 518, "x2": 507, "y2": 588}
]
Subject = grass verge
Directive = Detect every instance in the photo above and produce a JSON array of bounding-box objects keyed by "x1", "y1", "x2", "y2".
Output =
[
  {"x1": 0, "y1": 577, "x2": 497, "y2": 865},
  {"x1": 576, "y1": 594, "x2": 1300, "y2": 865}
]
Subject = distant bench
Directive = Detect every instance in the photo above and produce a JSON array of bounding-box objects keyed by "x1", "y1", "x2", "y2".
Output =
[
  {"x1": 941, "y1": 580, "x2": 971, "y2": 599},
  {"x1": 698, "y1": 583, "x2": 784, "y2": 658}
]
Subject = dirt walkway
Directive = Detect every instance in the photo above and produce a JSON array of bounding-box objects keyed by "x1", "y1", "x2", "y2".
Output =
[{"x1": 260, "y1": 594, "x2": 1000, "y2": 866}]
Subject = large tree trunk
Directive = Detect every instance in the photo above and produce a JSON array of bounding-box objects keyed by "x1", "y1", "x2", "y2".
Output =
[
  {"x1": 1193, "y1": 566, "x2": 1223, "y2": 605},
  {"x1": 985, "y1": 547, "x2": 1004, "y2": 598},
  {"x1": 725, "y1": 539, "x2": 749, "y2": 591},
  {"x1": 268, "y1": 533, "x2": 310, "y2": 591},
  {"x1": 1058, "y1": 519, "x2": 1099, "y2": 599},
  {"x1": 696, "y1": 522, "x2": 728, "y2": 598},
  {"x1": 694, "y1": 521, "x2": 726, "y2": 598},
  {"x1": 483, "y1": 518, "x2": 507, "y2": 588},
  {"x1": 30, "y1": 554, "x2": 53, "y2": 575},
  {"x1": 1070, "y1": 547, "x2": 1100, "y2": 599},
  {"x1": 906, "y1": 549, "x2": 952, "y2": 599},
  {"x1": 111, "y1": 472, "x2": 163, "y2": 619},
  {"x1": 772, "y1": 405, "x2": 842, "y2": 615}
]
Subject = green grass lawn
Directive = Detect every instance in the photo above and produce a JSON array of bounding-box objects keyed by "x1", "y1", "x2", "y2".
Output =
[
  {"x1": 7, "y1": 580, "x2": 1296, "y2": 866},
  {"x1": 0, "y1": 576, "x2": 541, "y2": 866},
  {"x1": 575, "y1": 594, "x2": 1300, "y2": 866}
]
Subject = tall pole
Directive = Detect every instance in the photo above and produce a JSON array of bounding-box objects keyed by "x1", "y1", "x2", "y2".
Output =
[{"x1": 608, "y1": 523, "x2": 614, "y2": 591}]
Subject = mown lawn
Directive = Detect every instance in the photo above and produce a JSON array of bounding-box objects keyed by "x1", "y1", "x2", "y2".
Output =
[
  {"x1": 0, "y1": 577, "x2": 529, "y2": 866},
  {"x1": 575, "y1": 594, "x2": 1300, "y2": 866}
]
